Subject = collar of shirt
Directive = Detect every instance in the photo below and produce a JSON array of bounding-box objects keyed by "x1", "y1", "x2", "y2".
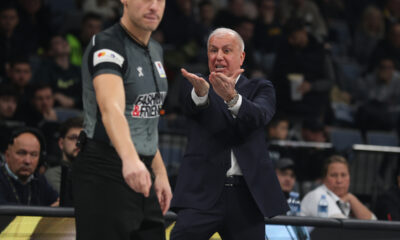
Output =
[
  {"x1": 322, "y1": 184, "x2": 351, "y2": 216},
  {"x1": 235, "y1": 74, "x2": 240, "y2": 84},
  {"x1": 4, "y1": 163, "x2": 34, "y2": 184}
]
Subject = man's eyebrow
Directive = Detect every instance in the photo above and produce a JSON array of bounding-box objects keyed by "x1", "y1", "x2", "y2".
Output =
[{"x1": 208, "y1": 44, "x2": 234, "y2": 49}]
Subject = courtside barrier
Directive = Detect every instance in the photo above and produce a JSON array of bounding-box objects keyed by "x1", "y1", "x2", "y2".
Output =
[{"x1": 1, "y1": 206, "x2": 400, "y2": 231}]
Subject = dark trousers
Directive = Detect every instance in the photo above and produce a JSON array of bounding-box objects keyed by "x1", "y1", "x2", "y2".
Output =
[
  {"x1": 72, "y1": 139, "x2": 165, "y2": 240},
  {"x1": 171, "y1": 176, "x2": 265, "y2": 240}
]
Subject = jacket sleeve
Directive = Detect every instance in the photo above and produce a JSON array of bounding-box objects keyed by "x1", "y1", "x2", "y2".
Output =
[{"x1": 234, "y1": 79, "x2": 275, "y2": 137}]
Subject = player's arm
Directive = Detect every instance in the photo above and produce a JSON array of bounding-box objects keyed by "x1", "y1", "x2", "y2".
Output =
[
  {"x1": 151, "y1": 149, "x2": 172, "y2": 215},
  {"x1": 93, "y1": 73, "x2": 151, "y2": 197}
]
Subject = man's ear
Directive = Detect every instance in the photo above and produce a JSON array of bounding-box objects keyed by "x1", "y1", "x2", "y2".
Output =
[
  {"x1": 58, "y1": 138, "x2": 64, "y2": 151},
  {"x1": 4, "y1": 146, "x2": 12, "y2": 165},
  {"x1": 240, "y1": 51, "x2": 245, "y2": 66}
]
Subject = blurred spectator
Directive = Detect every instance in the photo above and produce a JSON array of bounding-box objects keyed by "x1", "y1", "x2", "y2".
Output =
[
  {"x1": 272, "y1": 157, "x2": 311, "y2": 239},
  {"x1": 160, "y1": 0, "x2": 204, "y2": 69},
  {"x1": 66, "y1": 12, "x2": 103, "y2": 66},
  {"x1": 267, "y1": 114, "x2": 290, "y2": 141},
  {"x1": 213, "y1": 0, "x2": 246, "y2": 29},
  {"x1": 354, "y1": 57, "x2": 400, "y2": 131},
  {"x1": 266, "y1": 114, "x2": 290, "y2": 163},
  {"x1": 15, "y1": 0, "x2": 53, "y2": 56},
  {"x1": 280, "y1": 0, "x2": 328, "y2": 42},
  {"x1": 198, "y1": 0, "x2": 217, "y2": 34},
  {"x1": 0, "y1": 127, "x2": 58, "y2": 206},
  {"x1": 369, "y1": 22, "x2": 400, "y2": 72},
  {"x1": 81, "y1": 0, "x2": 120, "y2": 24},
  {"x1": 6, "y1": 57, "x2": 32, "y2": 95},
  {"x1": 353, "y1": 6, "x2": 385, "y2": 68},
  {"x1": 6, "y1": 57, "x2": 33, "y2": 120},
  {"x1": 253, "y1": 0, "x2": 283, "y2": 75},
  {"x1": 0, "y1": 4, "x2": 26, "y2": 79},
  {"x1": 34, "y1": 34, "x2": 82, "y2": 109},
  {"x1": 45, "y1": 117, "x2": 82, "y2": 206},
  {"x1": 253, "y1": 0, "x2": 283, "y2": 52},
  {"x1": 272, "y1": 19, "x2": 334, "y2": 121},
  {"x1": 0, "y1": 84, "x2": 24, "y2": 154},
  {"x1": 0, "y1": 84, "x2": 18, "y2": 121},
  {"x1": 317, "y1": 0, "x2": 351, "y2": 57},
  {"x1": 233, "y1": 17, "x2": 261, "y2": 77},
  {"x1": 300, "y1": 118, "x2": 327, "y2": 143},
  {"x1": 25, "y1": 83, "x2": 58, "y2": 127},
  {"x1": 375, "y1": 167, "x2": 400, "y2": 221},
  {"x1": 301, "y1": 155, "x2": 376, "y2": 219},
  {"x1": 275, "y1": 157, "x2": 296, "y2": 199},
  {"x1": 383, "y1": 0, "x2": 400, "y2": 27}
]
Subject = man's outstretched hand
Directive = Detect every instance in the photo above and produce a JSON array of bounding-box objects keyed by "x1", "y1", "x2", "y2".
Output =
[{"x1": 181, "y1": 68, "x2": 210, "y2": 97}]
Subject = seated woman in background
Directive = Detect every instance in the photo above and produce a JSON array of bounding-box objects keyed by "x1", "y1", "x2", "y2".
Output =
[{"x1": 301, "y1": 155, "x2": 376, "y2": 220}]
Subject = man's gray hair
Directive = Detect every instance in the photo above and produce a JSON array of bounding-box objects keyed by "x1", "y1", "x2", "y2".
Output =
[{"x1": 207, "y1": 28, "x2": 245, "y2": 52}]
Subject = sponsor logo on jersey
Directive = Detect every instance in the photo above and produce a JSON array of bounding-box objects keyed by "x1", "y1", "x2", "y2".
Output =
[
  {"x1": 93, "y1": 49, "x2": 124, "y2": 67},
  {"x1": 137, "y1": 66, "x2": 144, "y2": 77},
  {"x1": 154, "y1": 61, "x2": 166, "y2": 78},
  {"x1": 131, "y1": 92, "x2": 166, "y2": 118}
]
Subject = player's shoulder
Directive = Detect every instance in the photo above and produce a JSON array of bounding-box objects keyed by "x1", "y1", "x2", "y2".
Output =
[{"x1": 92, "y1": 24, "x2": 125, "y2": 51}]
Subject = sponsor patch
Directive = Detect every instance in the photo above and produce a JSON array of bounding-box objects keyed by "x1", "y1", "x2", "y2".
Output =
[
  {"x1": 154, "y1": 61, "x2": 166, "y2": 78},
  {"x1": 131, "y1": 92, "x2": 167, "y2": 118},
  {"x1": 93, "y1": 49, "x2": 124, "y2": 67}
]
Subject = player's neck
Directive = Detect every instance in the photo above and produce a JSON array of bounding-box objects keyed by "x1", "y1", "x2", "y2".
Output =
[{"x1": 120, "y1": 18, "x2": 151, "y2": 46}]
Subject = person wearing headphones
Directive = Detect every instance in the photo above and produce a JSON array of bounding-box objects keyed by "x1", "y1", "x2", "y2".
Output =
[{"x1": 0, "y1": 127, "x2": 59, "y2": 206}]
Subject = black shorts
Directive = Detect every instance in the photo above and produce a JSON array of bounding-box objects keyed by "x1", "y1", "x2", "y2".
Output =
[{"x1": 72, "y1": 139, "x2": 165, "y2": 240}]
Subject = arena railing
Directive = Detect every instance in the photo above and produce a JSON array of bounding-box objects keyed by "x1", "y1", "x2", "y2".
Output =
[{"x1": 1, "y1": 206, "x2": 400, "y2": 232}]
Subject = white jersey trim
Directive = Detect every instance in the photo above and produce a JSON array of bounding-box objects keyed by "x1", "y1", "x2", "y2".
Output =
[{"x1": 93, "y1": 49, "x2": 124, "y2": 67}]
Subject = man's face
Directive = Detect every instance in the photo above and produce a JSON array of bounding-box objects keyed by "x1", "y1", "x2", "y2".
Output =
[
  {"x1": 18, "y1": 0, "x2": 41, "y2": 15},
  {"x1": 122, "y1": 0, "x2": 165, "y2": 32},
  {"x1": 302, "y1": 129, "x2": 326, "y2": 142},
  {"x1": 5, "y1": 133, "x2": 40, "y2": 182},
  {"x1": 50, "y1": 36, "x2": 70, "y2": 57},
  {"x1": 323, "y1": 162, "x2": 350, "y2": 198},
  {"x1": 199, "y1": 3, "x2": 215, "y2": 23},
  {"x1": 236, "y1": 22, "x2": 254, "y2": 43},
  {"x1": 207, "y1": 33, "x2": 245, "y2": 78},
  {"x1": 378, "y1": 59, "x2": 395, "y2": 83},
  {"x1": 0, "y1": 96, "x2": 17, "y2": 119},
  {"x1": 59, "y1": 127, "x2": 82, "y2": 162},
  {"x1": 260, "y1": 0, "x2": 275, "y2": 16},
  {"x1": 0, "y1": 8, "x2": 19, "y2": 33},
  {"x1": 276, "y1": 168, "x2": 296, "y2": 193},
  {"x1": 81, "y1": 19, "x2": 102, "y2": 43},
  {"x1": 390, "y1": 24, "x2": 400, "y2": 48},
  {"x1": 288, "y1": 29, "x2": 308, "y2": 48},
  {"x1": 230, "y1": 0, "x2": 245, "y2": 17},
  {"x1": 269, "y1": 121, "x2": 289, "y2": 140},
  {"x1": 33, "y1": 87, "x2": 54, "y2": 114},
  {"x1": 10, "y1": 63, "x2": 32, "y2": 88}
]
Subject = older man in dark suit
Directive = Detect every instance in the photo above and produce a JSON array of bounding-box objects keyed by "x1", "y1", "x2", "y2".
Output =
[{"x1": 171, "y1": 27, "x2": 289, "y2": 240}]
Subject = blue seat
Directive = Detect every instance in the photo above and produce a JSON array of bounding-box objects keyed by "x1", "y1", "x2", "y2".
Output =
[
  {"x1": 366, "y1": 131, "x2": 399, "y2": 146},
  {"x1": 55, "y1": 108, "x2": 82, "y2": 122},
  {"x1": 329, "y1": 128, "x2": 363, "y2": 153}
]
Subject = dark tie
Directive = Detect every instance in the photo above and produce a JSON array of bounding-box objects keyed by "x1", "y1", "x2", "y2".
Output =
[{"x1": 336, "y1": 200, "x2": 346, "y2": 215}]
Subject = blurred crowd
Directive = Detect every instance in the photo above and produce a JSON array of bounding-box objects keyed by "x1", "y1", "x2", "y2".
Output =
[{"x1": 0, "y1": 0, "x2": 400, "y2": 222}]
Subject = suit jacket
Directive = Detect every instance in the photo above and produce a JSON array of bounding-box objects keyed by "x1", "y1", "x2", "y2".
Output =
[{"x1": 171, "y1": 74, "x2": 289, "y2": 217}]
